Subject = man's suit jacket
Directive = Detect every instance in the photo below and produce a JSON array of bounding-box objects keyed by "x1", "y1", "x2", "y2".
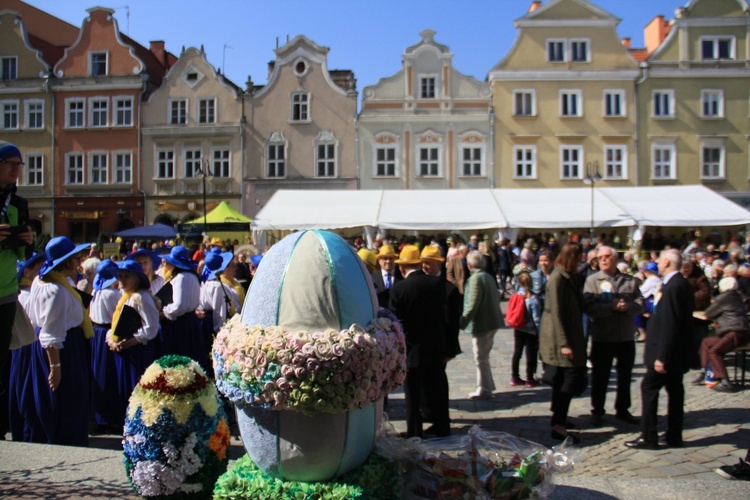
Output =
[
  {"x1": 372, "y1": 268, "x2": 402, "y2": 309},
  {"x1": 388, "y1": 271, "x2": 447, "y2": 368},
  {"x1": 446, "y1": 257, "x2": 468, "y2": 294},
  {"x1": 645, "y1": 272, "x2": 694, "y2": 373}
]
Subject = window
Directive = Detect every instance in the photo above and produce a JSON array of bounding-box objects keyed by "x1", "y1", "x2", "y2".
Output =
[
  {"x1": 114, "y1": 97, "x2": 133, "y2": 126},
  {"x1": 570, "y1": 39, "x2": 589, "y2": 62},
  {"x1": 603, "y1": 90, "x2": 625, "y2": 117},
  {"x1": 25, "y1": 154, "x2": 43, "y2": 185},
  {"x1": 701, "y1": 36, "x2": 734, "y2": 60},
  {"x1": 156, "y1": 150, "x2": 175, "y2": 178},
  {"x1": 113, "y1": 151, "x2": 132, "y2": 184},
  {"x1": 652, "y1": 144, "x2": 675, "y2": 180},
  {"x1": 316, "y1": 143, "x2": 336, "y2": 177},
  {"x1": 701, "y1": 90, "x2": 723, "y2": 118},
  {"x1": 66, "y1": 153, "x2": 84, "y2": 184},
  {"x1": 169, "y1": 99, "x2": 187, "y2": 125},
  {"x1": 184, "y1": 149, "x2": 202, "y2": 178},
  {"x1": 560, "y1": 90, "x2": 582, "y2": 117},
  {"x1": 461, "y1": 146, "x2": 483, "y2": 177},
  {"x1": 560, "y1": 146, "x2": 583, "y2": 179},
  {"x1": 513, "y1": 146, "x2": 536, "y2": 179},
  {"x1": 604, "y1": 146, "x2": 627, "y2": 179},
  {"x1": 513, "y1": 90, "x2": 535, "y2": 117},
  {"x1": 1, "y1": 100, "x2": 19, "y2": 129},
  {"x1": 420, "y1": 76, "x2": 436, "y2": 98},
  {"x1": 267, "y1": 143, "x2": 286, "y2": 178},
  {"x1": 90, "y1": 98, "x2": 108, "y2": 127},
  {"x1": 198, "y1": 98, "x2": 215, "y2": 124},
  {"x1": 90, "y1": 51, "x2": 107, "y2": 76},
  {"x1": 25, "y1": 100, "x2": 44, "y2": 129},
  {"x1": 652, "y1": 90, "x2": 674, "y2": 118},
  {"x1": 291, "y1": 92, "x2": 308, "y2": 121},
  {"x1": 418, "y1": 147, "x2": 440, "y2": 177},
  {"x1": 375, "y1": 146, "x2": 397, "y2": 177},
  {"x1": 212, "y1": 149, "x2": 230, "y2": 178},
  {"x1": 547, "y1": 39, "x2": 565, "y2": 62},
  {"x1": 701, "y1": 142, "x2": 724, "y2": 179},
  {"x1": 1, "y1": 56, "x2": 17, "y2": 80},
  {"x1": 89, "y1": 152, "x2": 108, "y2": 184},
  {"x1": 66, "y1": 98, "x2": 85, "y2": 128}
]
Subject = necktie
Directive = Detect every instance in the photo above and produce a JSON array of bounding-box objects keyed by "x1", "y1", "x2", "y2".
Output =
[{"x1": 385, "y1": 273, "x2": 391, "y2": 289}]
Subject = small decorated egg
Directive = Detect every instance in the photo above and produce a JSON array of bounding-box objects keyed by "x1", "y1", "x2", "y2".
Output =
[{"x1": 123, "y1": 355, "x2": 230, "y2": 498}]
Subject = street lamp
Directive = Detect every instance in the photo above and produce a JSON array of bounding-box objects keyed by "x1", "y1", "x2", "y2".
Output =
[
  {"x1": 583, "y1": 160, "x2": 602, "y2": 243},
  {"x1": 196, "y1": 157, "x2": 214, "y2": 235}
]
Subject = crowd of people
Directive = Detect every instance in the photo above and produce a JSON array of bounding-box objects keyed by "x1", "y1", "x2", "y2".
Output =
[{"x1": 1, "y1": 140, "x2": 749, "y2": 480}]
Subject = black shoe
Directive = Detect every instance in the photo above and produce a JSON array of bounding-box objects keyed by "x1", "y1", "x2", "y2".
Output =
[
  {"x1": 590, "y1": 413, "x2": 603, "y2": 427},
  {"x1": 690, "y1": 373, "x2": 706, "y2": 386},
  {"x1": 551, "y1": 429, "x2": 580, "y2": 444},
  {"x1": 715, "y1": 459, "x2": 750, "y2": 481},
  {"x1": 710, "y1": 382, "x2": 736, "y2": 393},
  {"x1": 565, "y1": 419, "x2": 578, "y2": 429},
  {"x1": 658, "y1": 434, "x2": 684, "y2": 448},
  {"x1": 624, "y1": 437, "x2": 659, "y2": 450},
  {"x1": 615, "y1": 411, "x2": 640, "y2": 425}
]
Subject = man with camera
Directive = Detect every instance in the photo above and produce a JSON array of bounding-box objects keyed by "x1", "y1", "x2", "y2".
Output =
[{"x1": 0, "y1": 143, "x2": 34, "y2": 438}]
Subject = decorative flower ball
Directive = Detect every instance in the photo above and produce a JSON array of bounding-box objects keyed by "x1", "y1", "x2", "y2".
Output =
[{"x1": 123, "y1": 355, "x2": 230, "y2": 498}]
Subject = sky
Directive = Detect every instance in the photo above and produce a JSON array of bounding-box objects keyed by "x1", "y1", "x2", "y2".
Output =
[{"x1": 22, "y1": 0, "x2": 685, "y2": 93}]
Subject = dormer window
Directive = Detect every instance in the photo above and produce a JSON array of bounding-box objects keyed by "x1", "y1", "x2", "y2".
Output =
[
  {"x1": 1, "y1": 56, "x2": 17, "y2": 80},
  {"x1": 420, "y1": 76, "x2": 437, "y2": 99},
  {"x1": 291, "y1": 92, "x2": 309, "y2": 122},
  {"x1": 90, "y1": 52, "x2": 107, "y2": 76},
  {"x1": 180, "y1": 66, "x2": 205, "y2": 88},
  {"x1": 701, "y1": 36, "x2": 734, "y2": 60}
]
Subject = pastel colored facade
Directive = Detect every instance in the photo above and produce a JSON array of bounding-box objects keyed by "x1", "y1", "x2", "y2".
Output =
[
  {"x1": 49, "y1": 7, "x2": 174, "y2": 241},
  {"x1": 637, "y1": 0, "x2": 750, "y2": 207},
  {"x1": 358, "y1": 30, "x2": 492, "y2": 190},
  {"x1": 488, "y1": 0, "x2": 640, "y2": 189},
  {"x1": 141, "y1": 46, "x2": 243, "y2": 228},
  {"x1": 243, "y1": 35, "x2": 358, "y2": 217},
  {"x1": 0, "y1": 9, "x2": 53, "y2": 235}
]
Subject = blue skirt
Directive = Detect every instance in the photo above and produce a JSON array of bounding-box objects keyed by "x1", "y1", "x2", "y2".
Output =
[
  {"x1": 9, "y1": 343, "x2": 36, "y2": 442},
  {"x1": 114, "y1": 340, "x2": 156, "y2": 422},
  {"x1": 200, "y1": 310, "x2": 215, "y2": 352},
  {"x1": 27, "y1": 327, "x2": 90, "y2": 446},
  {"x1": 90, "y1": 325, "x2": 120, "y2": 427},
  {"x1": 159, "y1": 312, "x2": 210, "y2": 375}
]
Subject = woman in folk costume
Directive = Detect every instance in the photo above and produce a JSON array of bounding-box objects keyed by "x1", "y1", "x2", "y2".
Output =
[
  {"x1": 88, "y1": 259, "x2": 121, "y2": 430},
  {"x1": 199, "y1": 250, "x2": 240, "y2": 348},
  {"x1": 23, "y1": 236, "x2": 92, "y2": 446},
  {"x1": 156, "y1": 246, "x2": 209, "y2": 371},
  {"x1": 16, "y1": 252, "x2": 45, "y2": 314},
  {"x1": 219, "y1": 253, "x2": 245, "y2": 312},
  {"x1": 107, "y1": 260, "x2": 159, "y2": 420},
  {"x1": 127, "y1": 248, "x2": 164, "y2": 295}
]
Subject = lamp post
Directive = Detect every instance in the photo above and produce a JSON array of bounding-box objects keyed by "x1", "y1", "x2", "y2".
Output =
[
  {"x1": 583, "y1": 160, "x2": 602, "y2": 243},
  {"x1": 196, "y1": 157, "x2": 214, "y2": 236}
]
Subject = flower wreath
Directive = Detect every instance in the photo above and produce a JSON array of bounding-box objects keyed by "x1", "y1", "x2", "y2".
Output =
[
  {"x1": 212, "y1": 308, "x2": 407, "y2": 415},
  {"x1": 123, "y1": 355, "x2": 230, "y2": 498}
]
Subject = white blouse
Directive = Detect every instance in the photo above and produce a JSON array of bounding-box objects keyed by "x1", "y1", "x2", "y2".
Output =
[
  {"x1": 162, "y1": 272, "x2": 200, "y2": 321},
  {"x1": 150, "y1": 274, "x2": 165, "y2": 296},
  {"x1": 28, "y1": 276, "x2": 84, "y2": 349},
  {"x1": 107, "y1": 291, "x2": 160, "y2": 344},
  {"x1": 89, "y1": 286, "x2": 121, "y2": 325},
  {"x1": 200, "y1": 280, "x2": 240, "y2": 332}
]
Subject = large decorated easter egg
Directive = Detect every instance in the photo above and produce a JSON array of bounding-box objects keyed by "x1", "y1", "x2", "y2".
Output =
[
  {"x1": 123, "y1": 355, "x2": 230, "y2": 498},
  {"x1": 212, "y1": 230, "x2": 406, "y2": 482}
]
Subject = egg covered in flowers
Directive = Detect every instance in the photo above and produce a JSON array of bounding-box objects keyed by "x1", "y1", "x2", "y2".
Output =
[
  {"x1": 212, "y1": 230, "x2": 407, "y2": 482},
  {"x1": 123, "y1": 355, "x2": 230, "y2": 498}
]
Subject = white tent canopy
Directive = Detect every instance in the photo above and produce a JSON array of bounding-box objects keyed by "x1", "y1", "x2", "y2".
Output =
[{"x1": 251, "y1": 186, "x2": 750, "y2": 249}]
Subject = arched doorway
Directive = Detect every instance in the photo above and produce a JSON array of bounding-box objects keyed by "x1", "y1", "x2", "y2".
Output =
[{"x1": 154, "y1": 213, "x2": 176, "y2": 226}]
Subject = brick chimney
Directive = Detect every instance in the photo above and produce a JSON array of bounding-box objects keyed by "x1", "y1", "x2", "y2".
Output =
[
  {"x1": 621, "y1": 37, "x2": 631, "y2": 49},
  {"x1": 528, "y1": 1, "x2": 542, "y2": 13},
  {"x1": 644, "y1": 15, "x2": 671, "y2": 54},
  {"x1": 150, "y1": 40, "x2": 166, "y2": 65}
]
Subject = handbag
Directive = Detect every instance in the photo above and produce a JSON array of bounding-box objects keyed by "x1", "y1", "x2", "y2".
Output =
[{"x1": 11, "y1": 301, "x2": 36, "y2": 349}]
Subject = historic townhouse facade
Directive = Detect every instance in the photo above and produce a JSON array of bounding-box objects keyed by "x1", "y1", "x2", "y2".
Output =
[
  {"x1": 358, "y1": 30, "x2": 492, "y2": 190},
  {"x1": 243, "y1": 35, "x2": 357, "y2": 217},
  {"x1": 488, "y1": 0, "x2": 641, "y2": 189},
  {"x1": 49, "y1": 7, "x2": 173, "y2": 241},
  {"x1": 637, "y1": 0, "x2": 750, "y2": 206},
  {"x1": 141, "y1": 46, "x2": 243, "y2": 228}
]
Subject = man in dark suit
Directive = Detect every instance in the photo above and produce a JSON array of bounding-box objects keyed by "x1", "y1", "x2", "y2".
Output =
[
  {"x1": 626, "y1": 249, "x2": 694, "y2": 450},
  {"x1": 389, "y1": 245, "x2": 450, "y2": 438},
  {"x1": 371, "y1": 244, "x2": 401, "y2": 308}
]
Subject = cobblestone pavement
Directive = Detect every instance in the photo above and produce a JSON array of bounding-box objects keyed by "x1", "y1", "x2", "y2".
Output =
[{"x1": 384, "y1": 322, "x2": 750, "y2": 480}]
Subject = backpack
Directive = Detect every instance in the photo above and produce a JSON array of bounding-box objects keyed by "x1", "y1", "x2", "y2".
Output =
[{"x1": 505, "y1": 292, "x2": 526, "y2": 329}]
